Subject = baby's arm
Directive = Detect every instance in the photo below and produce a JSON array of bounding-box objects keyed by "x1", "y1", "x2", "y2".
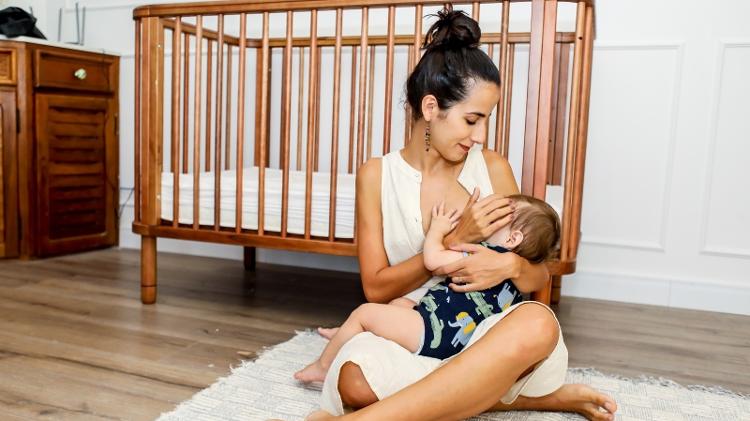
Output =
[{"x1": 423, "y1": 201, "x2": 466, "y2": 271}]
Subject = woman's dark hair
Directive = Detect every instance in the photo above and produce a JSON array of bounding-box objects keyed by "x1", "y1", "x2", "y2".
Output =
[{"x1": 406, "y1": 5, "x2": 500, "y2": 120}]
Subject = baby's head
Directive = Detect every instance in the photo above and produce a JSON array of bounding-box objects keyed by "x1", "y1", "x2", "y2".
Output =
[{"x1": 485, "y1": 194, "x2": 560, "y2": 264}]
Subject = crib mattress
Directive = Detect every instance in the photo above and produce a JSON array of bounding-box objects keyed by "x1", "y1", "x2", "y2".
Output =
[
  {"x1": 161, "y1": 168, "x2": 356, "y2": 238},
  {"x1": 160, "y1": 168, "x2": 565, "y2": 241}
]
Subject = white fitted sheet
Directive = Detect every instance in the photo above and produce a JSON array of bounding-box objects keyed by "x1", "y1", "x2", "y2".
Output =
[{"x1": 161, "y1": 167, "x2": 356, "y2": 238}]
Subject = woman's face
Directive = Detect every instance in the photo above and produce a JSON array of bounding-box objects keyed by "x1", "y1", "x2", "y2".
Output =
[{"x1": 426, "y1": 80, "x2": 502, "y2": 162}]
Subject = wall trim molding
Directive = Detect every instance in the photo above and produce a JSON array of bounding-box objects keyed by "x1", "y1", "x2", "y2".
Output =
[
  {"x1": 579, "y1": 42, "x2": 684, "y2": 253},
  {"x1": 698, "y1": 40, "x2": 750, "y2": 259},
  {"x1": 564, "y1": 268, "x2": 750, "y2": 316}
]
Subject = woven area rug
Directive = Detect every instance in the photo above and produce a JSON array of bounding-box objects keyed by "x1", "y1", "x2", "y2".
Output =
[{"x1": 157, "y1": 331, "x2": 750, "y2": 421}]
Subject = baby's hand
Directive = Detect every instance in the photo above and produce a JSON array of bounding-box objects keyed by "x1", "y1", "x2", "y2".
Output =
[{"x1": 428, "y1": 201, "x2": 461, "y2": 236}]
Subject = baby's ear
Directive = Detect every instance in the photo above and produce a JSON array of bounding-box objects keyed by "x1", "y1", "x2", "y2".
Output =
[{"x1": 505, "y1": 230, "x2": 524, "y2": 249}]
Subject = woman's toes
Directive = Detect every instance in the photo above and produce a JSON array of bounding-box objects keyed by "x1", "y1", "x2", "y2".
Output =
[{"x1": 582, "y1": 402, "x2": 613, "y2": 421}]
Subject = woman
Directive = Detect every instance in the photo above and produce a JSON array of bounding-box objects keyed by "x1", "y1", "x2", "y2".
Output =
[{"x1": 307, "y1": 7, "x2": 618, "y2": 421}]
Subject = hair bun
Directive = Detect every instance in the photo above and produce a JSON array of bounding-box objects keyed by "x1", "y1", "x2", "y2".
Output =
[{"x1": 423, "y1": 6, "x2": 481, "y2": 52}]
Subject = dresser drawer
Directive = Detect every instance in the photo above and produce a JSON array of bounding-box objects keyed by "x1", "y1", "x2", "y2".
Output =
[{"x1": 35, "y1": 49, "x2": 115, "y2": 92}]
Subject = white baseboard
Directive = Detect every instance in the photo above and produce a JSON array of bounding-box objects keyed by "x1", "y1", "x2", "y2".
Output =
[{"x1": 563, "y1": 270, "x2": 750, "y2": 316}]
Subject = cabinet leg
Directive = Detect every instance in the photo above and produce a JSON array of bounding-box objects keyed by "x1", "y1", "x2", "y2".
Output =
[
  {"x1": 531, "y1": 275, "x2": 552, "y2": 305},
  {"x1": 141, "y1": 236, "x2": 157, "y2": 304},
  {"x1": 243, "y1": 246, "x2": 256, "y2": 271}
]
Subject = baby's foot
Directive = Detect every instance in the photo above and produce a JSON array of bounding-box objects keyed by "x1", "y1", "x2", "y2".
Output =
[
  {"x1": 317, "y1": 327, "x2": 339, "y2": 340},
  {"x1": 294, "y1": 360, "x2": 327, "y2": 383}
]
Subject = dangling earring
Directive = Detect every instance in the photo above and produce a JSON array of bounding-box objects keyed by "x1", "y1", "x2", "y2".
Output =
[{"x1": 424, "y1": 124, "x2": 431, "y2": 152}]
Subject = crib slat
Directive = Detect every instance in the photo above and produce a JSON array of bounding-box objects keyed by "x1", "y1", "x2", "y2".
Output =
[
  {"x1": 472, "y1": 2, "x2": 480, "y2": 21},
  {"x1": 496, "y1": 0, "x2": 510, "y2": 154},
  {"x1": 484, "y1": 43, "x2": 493, "y2": 148},
  {"x1": 304, "y1": 9, "x2": 318, "y2": 239},
  {"x1": 521, "y1": 0, "x2": 556, "y2": 198},
  {"x1": 347, "y1": 45, "x2": 357, "y2": 174},
  {"x1": 405, "y1": 45, "x2": 413, "y2": 144},
  {"x1": 406, "y1": 4, "x2": 423, "y2": 146},
  {"x1": 134, "y1": 19, "x2": 141, "y2": 223},
  {"x1": 171, "y1": 19, "x2": 182, "y2": 228},
  {"x1": 224, "y1": 44, "x2": 232, "y2": 170},
  {"x1": 329, "y1": 8, "x2": 343, "y2": 240},
  {"x1": 281, "y1": 11, "x2": 293, "y2": 237},
  {"x1": 205, "y1": 40, "x2": 213, "y2": 172},
  {"x1": 502, "y1": 44, "x2": 514, "y2": 158},
  {"x1": 313, "y1": 46, "x2": 322, "y2": 171},
  {"x1": 182, "y1": 32, "x2": 190, "y2": 174},
  {"x1": 382, "y1": 5, "x2": 395, "y2": 154},
  {"x1": 549, "y1": 42, "x2": 570, "y2": 185},
  {"x1": 258, "y1": 12, "x2": 270, "y2": 236},
  {"x1": 569, "y1": 5, "x2": 594, "y2": 258},
  {"x1": 296, "y1": 46, "x2": 305, "y2": 171},
  {"x1": 561, "y1": 1, "x2": 585, "y2": 260},
  {"x1": 366, "y1": 45, "x2": 375, "y2": 160},
  {"x1": 214, "y1": 15, "x2": 224, "y2": 231},
  {"x1": 193, "y1": 16, "x2": 203, "y2": 229},
  {"x1": 236, "y1": 13, "x2": 247, "y2": 233},
  {"x1": 355, "y1": 7, "x2": 369, "y2": 170}
]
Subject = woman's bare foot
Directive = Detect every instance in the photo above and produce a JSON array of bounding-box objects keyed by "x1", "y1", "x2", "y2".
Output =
[
  {"x1": 317, "y1": 327, "x2": 339, "y2": 340},
  {"x1": 294, "y1": 360, "x2": 327, "y2": 383},
  {"x1": 305, "y1": 410, "x2": 336, "y2": 421},
  {"x1": 495, "y1": 383, "x2": 617, "y2": 421}
]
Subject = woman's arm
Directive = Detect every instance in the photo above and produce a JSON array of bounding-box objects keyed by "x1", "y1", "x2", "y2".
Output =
[
  {"x1": 435, "y1": 150, "x2": 549, "y2": 294},
  {"x1": 355, "y1": 159, "x2": 433, "y2": 304}
]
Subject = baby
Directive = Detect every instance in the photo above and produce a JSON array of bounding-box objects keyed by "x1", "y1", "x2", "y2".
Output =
[{"x1": 294, "y1": 194, "x2": 560, "y2": 382}]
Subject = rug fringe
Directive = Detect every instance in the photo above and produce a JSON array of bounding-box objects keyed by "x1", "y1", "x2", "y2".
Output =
[{"x1": 569, "y1": 367, "x2": 750, "y2": 400}]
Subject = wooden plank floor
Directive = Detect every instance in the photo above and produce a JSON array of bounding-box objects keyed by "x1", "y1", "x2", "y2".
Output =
[{"x1": 0, "y1": 248, "x2": 747, "y2": 420}]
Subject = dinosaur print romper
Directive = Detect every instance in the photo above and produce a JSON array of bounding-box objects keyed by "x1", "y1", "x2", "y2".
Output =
[{"x1": 414, "y1": 243, "x2": 524, "y2": 359}]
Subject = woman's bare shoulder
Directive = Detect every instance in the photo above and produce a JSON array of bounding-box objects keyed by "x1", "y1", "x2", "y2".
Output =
[
  {"x1": 356, "y1": 158, "x2": 383, "y2": 196},
  {"x1": 481, "y1": 149, "x2": 520, "y2": 196}
]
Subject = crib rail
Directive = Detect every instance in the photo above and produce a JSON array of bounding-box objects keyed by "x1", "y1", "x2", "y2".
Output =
[{"x1": 133, "y1": 0, "x2": 595, "y2": 304}]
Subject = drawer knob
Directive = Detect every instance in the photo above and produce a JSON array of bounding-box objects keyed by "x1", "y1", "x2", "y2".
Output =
[{"x1": 74, "y1": 68, "x2": 87, "y2": 80}]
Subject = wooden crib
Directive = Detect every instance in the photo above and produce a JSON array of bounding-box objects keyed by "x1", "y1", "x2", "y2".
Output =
[{"x1": 132, "y1": 0, "x2": 595, "y2": 304}]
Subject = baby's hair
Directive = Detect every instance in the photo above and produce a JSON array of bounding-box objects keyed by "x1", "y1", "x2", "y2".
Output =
[{"x1": 506, "y1": 194, "x2": 561, "y2": 264}]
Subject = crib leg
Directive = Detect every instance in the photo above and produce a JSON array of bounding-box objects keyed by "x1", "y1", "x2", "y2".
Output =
[
  {"x1": 531, "y1": 275, "x2": 553, "y2": 306},
  {"x1": 243, "y1": 247, "x2": 256, "y2": 271},
  {"x1": 141, "y1": 236, "x2": 158, "y2": 304},
  {"x1": 551, "y1": 275, "x2": 562, "y2": 305}
]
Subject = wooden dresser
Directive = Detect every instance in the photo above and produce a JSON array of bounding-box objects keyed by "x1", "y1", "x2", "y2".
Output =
[{"x1": 0, "y1": 38, "x2": 119, "y2": 258}]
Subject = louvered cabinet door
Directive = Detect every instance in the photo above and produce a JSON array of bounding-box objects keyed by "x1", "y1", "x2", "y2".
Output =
[{"x1": 35, "y1": 94, "x2": 118, "y2": 256}]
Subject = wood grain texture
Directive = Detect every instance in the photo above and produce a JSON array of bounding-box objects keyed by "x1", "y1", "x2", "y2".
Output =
[{"x1": 0, "y1": 249, "x2": 746, "y2": 420}]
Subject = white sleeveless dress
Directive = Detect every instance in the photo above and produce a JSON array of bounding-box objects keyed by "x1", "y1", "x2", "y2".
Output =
[
  {"x1": 380, "y1": 146, "x2": 494, "y2": 301},
  {"x1": 319, "y1": 146, "x2": 569, "y2": 415}
]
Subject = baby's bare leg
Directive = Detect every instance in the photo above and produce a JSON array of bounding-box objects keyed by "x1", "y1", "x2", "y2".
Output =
[
  {"x1": 388, "y1": 297, "x2": 417, "y2": 308},
  {"x1": 319, "y1": 299, "x2": 416, "y2": 340},
  {"x1": 295, "y1": 303, "x2": 424, "y2": 383}
]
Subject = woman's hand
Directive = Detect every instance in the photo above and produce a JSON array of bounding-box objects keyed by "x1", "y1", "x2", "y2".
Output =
[
  {"x1": 443, "y1": 188, "x2": 515, "y2": 248},
  {"x1": 433, "y1": 243, "x2": 522, "y2": 292}
]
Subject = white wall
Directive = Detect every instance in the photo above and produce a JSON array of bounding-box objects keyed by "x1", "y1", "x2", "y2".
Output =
[{"x1": 14, "y1": 0, "x2": 750, "y2": 315}]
